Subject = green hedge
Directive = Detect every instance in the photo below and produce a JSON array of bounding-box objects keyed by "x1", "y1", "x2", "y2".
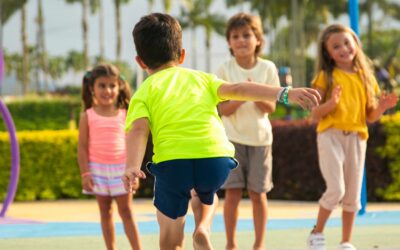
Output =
[
  {"x1": 0, "y1": 97, "x2": 81, "y2": 131},
  {"x1": 0, "y1": 130, "x2": 82, "y2": 201},
  {"x1": 376, "y1": 113, "x2": 400, "y2": 200},
  {"x1": 0, "y1": 130, "x2": 154, "y2": 201},
  {"x1": 0, "y1": 120, "x2": 398, "y2": 201}
]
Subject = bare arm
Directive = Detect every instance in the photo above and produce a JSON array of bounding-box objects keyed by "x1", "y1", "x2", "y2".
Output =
[
  {"x1": 310, "y1": 86, "x2": 341, "y2": 121},
  {"x1": 254, "y1": 100, "x2": 276, "y2": 113},
  {"x1": 122, "y1": 118, "x2": 150, "y2": 192},
  {"x1": 366, "y1": 92, "x2": 398, "y2": 123},
  {"x1": 218, "y1": 82, "x2": 321, "y2": 110},
  {"x1": 218, "y1": 100, "x2": 245, "y2": 116},
  {"x1": 77, "y1": 112, "x2": 93, "y2": 192}
]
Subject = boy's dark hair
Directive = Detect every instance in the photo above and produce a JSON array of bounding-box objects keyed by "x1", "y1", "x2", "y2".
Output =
[
  {"x1": 132, "y1": 13, "x2": 182, "y2": 70},
  {"x1": 226, "y1": 12, "x2": 264, "y2": 57},
  {"x1": 81, "y1": 63, "x2": 131, "y2": 110}
]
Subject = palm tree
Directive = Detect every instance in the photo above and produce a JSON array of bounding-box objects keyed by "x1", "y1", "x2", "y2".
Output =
[
  {"x1": 146, "y1": 0, "x2": 173, "y2": 13},
  {"x1": 35, "y1": 0, "x2": 49, "y2": 93},
  {"x1": 0, "y1": 0, "x2": 27, "y2": 94},
  {"x1": 360, "y1": 0, "x2": 400, "y2": 56},
  {"x1": 113, "y1": 0, "x2": 131, "y2": 63},
  {"x1": 226, "y1": 0, "x2": 347, "y2": 86},
  {"x1": 21, "y1": 2, "x2": 29, "y2": 94},
  {"x1": 66, "y1": 0, "x2": 90, "y2": 70},
  {"x1": 179, "y1": 0, "x2": 225, "y2": 71},
  {"x1": 162, "y1": 0, "x2": 172, "y2": 13},
  {"x1": 90, "y1": 0, "x2": 105, "y2": 62}
]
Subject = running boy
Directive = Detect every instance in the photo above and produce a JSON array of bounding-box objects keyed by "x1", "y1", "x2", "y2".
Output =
[{"x1": 122, "y1": 13, "x2": 320, "y2": 250}]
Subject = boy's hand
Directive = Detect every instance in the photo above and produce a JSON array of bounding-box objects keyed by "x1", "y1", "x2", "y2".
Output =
[
  {"x1": 288, "y1": 88, "x2": 321, "y2": 110},
  {"x1": 122, "y1": 167, "x2": 146, "y2": 192}
]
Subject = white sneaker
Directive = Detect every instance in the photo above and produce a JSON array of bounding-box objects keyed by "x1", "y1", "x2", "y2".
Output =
[
  {"x1": 307, "y1": 233, "x2": 326, "y2": 250},
  {"x1": 338, "y1": 242, "x2": 356, "y2": 250}
]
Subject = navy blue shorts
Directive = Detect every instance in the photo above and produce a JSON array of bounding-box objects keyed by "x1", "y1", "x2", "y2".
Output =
[{"x1": 146, "y1": 157, "x2": 238, "y2": 219}]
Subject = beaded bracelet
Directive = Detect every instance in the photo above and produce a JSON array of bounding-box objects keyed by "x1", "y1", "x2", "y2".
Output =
[
  {"x1": 283, "y1": 86, "x2": 291, "y2": 105},
  {"x1": 81, "y1": 172, "x2": 91, "y2": 177},
  {"x1": 276, "y1": 88, "x2": 285, "y2": 102}
]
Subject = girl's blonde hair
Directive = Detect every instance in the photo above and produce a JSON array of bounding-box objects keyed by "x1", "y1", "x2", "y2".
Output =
[
  {"x1": 81, "y1": 63, "x2": 131, "y2": 110},
  {"x1": 225, "y1": 12, "x2": 264, "y2": 57},
  {"x1": 315, "y1": 24, "x2": 376, "y2": 109}
]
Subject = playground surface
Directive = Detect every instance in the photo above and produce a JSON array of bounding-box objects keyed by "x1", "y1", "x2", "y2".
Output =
[{"x1": 0, "y1": 199, "x2": 400, "y2": 250}]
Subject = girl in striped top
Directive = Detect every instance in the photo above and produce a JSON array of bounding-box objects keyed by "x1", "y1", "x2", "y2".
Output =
[{"x1": 78, "y1": 64, "x2": 142, "y2": 250}]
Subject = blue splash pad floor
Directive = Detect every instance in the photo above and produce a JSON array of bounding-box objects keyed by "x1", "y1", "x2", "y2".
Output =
[{"x1": 2, "y1": 210, "x2": 399, "y2": 239}]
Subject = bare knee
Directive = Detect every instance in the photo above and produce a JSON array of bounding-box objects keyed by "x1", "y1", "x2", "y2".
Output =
[
  {"x1": 225, "y1": 189, "x2": 242, "y2": 204},
  {"x1": 97, "y1": 196, "x2": 113, "y2": 219},
  {"x1": 248, "y1": 190, "x2": 267, "y2": 204}
]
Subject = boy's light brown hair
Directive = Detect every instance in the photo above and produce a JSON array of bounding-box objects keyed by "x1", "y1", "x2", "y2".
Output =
[{"x1": 225, "y1": 12, "x2": 265, "y2": 57}]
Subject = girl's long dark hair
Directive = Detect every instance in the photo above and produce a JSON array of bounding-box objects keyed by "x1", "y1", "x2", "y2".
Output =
[{"x1": 81, "y1": 64, "x2": 131, "y2": 110}]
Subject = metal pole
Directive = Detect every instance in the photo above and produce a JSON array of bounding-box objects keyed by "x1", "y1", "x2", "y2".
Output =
[{"x1": 348, "y1": 0, "x2": 367, "y2": 216}]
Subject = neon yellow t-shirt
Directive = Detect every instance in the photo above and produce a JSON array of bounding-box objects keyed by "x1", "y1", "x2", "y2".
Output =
[
  {"x1": 313, "y1": 68, "x2": 380, "y2": 139},
  {"x1": 125, "y1": 67, "x2": 234, "y2": 163}
]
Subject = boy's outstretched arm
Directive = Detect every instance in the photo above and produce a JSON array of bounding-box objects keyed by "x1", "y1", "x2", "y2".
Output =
[
  {"x1": 218, "y1": 82, "x2": 321, "y2": 110},
  {"x1": 122, "y1": 117, "x2": 150, "y2": 192}
]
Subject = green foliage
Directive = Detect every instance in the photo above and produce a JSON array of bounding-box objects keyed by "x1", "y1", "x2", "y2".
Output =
[
  {"x1": 0, "y1": 130, "x2": 83, "y2": 201},
  {"x1": 376, "y1": 112, "x2": 400, "y2": 200},
  {"x1": 0, "y1": 97, "x2": 81, "y2": 131},
  {"x1": 270, "y1": 103, "x2": 310, "y2": 120}
]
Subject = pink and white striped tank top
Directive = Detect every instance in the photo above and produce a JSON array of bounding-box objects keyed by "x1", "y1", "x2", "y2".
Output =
[{"x1": 87, "y1": 108, "x2": 127, "y2": 164}]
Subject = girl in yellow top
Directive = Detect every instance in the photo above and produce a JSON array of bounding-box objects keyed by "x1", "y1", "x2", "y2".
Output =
[{"x1": 308, "y1": 24, "x2": 398, "y2": 250}]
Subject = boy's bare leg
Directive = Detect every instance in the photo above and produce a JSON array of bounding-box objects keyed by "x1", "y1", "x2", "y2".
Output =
[
  {"x1": 248, "y1": 190, "x2": 268, "y2": 250},
  {"x1": 223, "y1": 188, "x2": 242, "y2": 250},
  {"x1": 157, "y1": 210, "x2": 186, "y2": 250},
  {"x1": 191, "y1": 190, "x2": 217, "y2": 250}
]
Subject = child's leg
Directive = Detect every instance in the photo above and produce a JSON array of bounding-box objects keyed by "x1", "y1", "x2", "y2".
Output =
[
  {"x1": 157, "y1": 209, "x2": 186, "y2": 250},
  {"x1": 314, "y1": 205, "x2": 332, "y2": 233},
  {"x1": 96, "y1": 195, "x2": 116, "y2": 250},
  {"x1": 115, "y1": 194, "x2": 142, "y2": 250},
  {"x1": 248, "y1": 190, "x2": 268, "y2": 250},
  {"x1": 193, "y1": 157, "x2": 237, "y2": 250},
  {"x1": 191, "y1": 190, "x2": 217, "y2": 250},
  {"x1": 223, "y1": 188, "x2": 242, "y2": 250},
  {"x1": 246, "y1": 145, "x2": 273, "y2": 250},
  {"x1": 342, "y1": 210, "x2": 356, "y2": 242}
]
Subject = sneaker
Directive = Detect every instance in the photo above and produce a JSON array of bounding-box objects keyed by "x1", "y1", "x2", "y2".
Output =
[
  {"x1": 338, "y1": 242, "x2": 356, "y2": 250},
  {"x1": 307, "y1": 233, "x2": 326, "y2": 250}
]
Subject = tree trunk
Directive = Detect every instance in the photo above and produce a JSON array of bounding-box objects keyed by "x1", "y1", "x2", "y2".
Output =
[
  {"x1": 82, "y1": 0, "x2": 89, "y2": 69},
  {"x1": 99, "y1": 0, "x2": 105, "y2": 62},
  {"x1": 289, "y1": 0, "x2": 306, "y2": 87},
  {"x1": 115, "y1": 0, "x2": 122, "y2": 63},
  {"x1": 191, "y1": 28, "x2": 197, "y2": 69},
  {"x1": 21, "y1": 4, "x2": 29, "y2": 95},
  {"x1": 205, "y1": 30, "x2": 211, "y2": 73},
  {"x1": 36, "y1": 0, "x2": 48, "y2": 92}
]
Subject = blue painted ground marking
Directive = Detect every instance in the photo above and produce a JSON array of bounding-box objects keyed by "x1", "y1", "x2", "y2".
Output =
[{"x1": 1, "y1": 210, "x2": 399, "y2": 239}]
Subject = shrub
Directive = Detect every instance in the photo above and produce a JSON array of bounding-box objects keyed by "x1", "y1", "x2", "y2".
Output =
[
  {"x1": 0, "y1": 97, "x2": 81, "y2": 131},
  {"x1": 0, "y1": 130, "x2": 82, "y2": 201},
  {"x1": 376, "y1": 112, "x2": 400, "y2": 200},
  {"x1": 0, "y1": 121, "x2": 395, "y2": 201}
]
